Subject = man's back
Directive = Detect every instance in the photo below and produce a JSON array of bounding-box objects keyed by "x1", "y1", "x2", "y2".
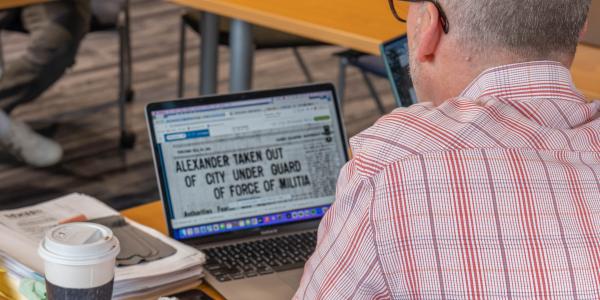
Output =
[{"x1": 294, "y1": 62, "x2": 600, "y2": 299}]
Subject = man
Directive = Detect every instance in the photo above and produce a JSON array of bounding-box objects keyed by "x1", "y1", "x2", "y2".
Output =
[
  {"x1": 295, "y1": 0, "x2": 600, "y2": 298},
  {"x1": 0, "y1": 1, "x2": 90, "y2": 167}
]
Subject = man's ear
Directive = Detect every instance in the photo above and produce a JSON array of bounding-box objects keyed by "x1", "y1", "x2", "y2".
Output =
[
  {"x1": 416, "y1": 2, "x2": 443, "y2": 63},
  {"x1": 580, "y1": 19, "x2": 589, "y2": 41}
]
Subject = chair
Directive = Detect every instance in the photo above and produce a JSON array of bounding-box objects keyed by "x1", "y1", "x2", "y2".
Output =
[
  {"x1": 177, "y1": 11, "x2": 323, "y2": 98},
  {"x1": 335, "y1": 50, "x2": 388, "y2": 114},
  {"x1": 0, "y1": 0, "x2": 136, "y2": 149},
  {"x1": 335, "y1": 50, "x2": 415, "y2": 114}
]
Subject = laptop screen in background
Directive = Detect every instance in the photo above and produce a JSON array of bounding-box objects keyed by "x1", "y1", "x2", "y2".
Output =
[
  {"x1": 381, "y1": 35, "x2": 417, "y2": 107},
  {"x1": 150, "y1": 90, "x2": 347, "y2": 240}
]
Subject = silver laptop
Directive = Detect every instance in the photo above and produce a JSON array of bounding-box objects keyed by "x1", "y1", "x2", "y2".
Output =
[{"x1": 145, "y1": 84, "x2": 349, "y2": 300}]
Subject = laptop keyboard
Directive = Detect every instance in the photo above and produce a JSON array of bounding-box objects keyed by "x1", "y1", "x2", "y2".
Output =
[{"x1": 201, "y1": 231, "x2": 317, "y2": 282}]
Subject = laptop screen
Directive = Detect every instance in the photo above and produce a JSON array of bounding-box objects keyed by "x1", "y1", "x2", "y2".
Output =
[
  {"x1": 381, "y1": 35, "x2": 417, "y2": 107},
  {"x1": 148, "y1": 87, "x2": 348, "y2": 241}
]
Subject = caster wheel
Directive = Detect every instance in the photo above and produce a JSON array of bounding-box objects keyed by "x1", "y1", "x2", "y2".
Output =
[
  {"x1": 126, "y1": 89, "x2": 135, "y2": 103},
  {"x1": 120, "y1": 131, "x2": 136, "y2": 149}
]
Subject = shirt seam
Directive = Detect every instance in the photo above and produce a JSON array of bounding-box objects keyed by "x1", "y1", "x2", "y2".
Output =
[
  {"x1": 366, "y1": 176, "x2": 392, "y2": 299},
  {"x1": 355, "y1": 145, "x2": 599, "y2": 180}
]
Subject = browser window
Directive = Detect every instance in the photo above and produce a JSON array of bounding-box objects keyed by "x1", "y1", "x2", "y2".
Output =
[{"x1": 150, "y1": 91, "x2": 347, "y2": 240}]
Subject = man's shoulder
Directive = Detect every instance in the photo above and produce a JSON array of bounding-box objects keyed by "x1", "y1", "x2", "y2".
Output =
[{"x1": 349, "y1": 97, "x2": 510, "y2": 177}]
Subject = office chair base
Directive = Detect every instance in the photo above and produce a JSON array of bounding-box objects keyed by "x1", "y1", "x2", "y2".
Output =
[
  {"x1": 125, "y1": 89, "x2": 135, "y2": 103},
  {"x1": 119, "y1": 131, "x2": 136, "y2": 149}
]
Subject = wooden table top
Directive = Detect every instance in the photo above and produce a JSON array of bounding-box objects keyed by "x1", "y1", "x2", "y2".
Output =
[
  {"x1": 122, "y1": 201, "x2": 168, "y2": 234},
  {"x1": 122, "y1": 201, "x2": 226, "y2": 300},
  {"x1": 572, "y1": 44, "x2": 600, "y2": 101},
  {"x1": 168, "y1": 0, "x2": 407, "y2": 55},
  {"x1": 0, "y1": 0, "x2": 50, "y2": 10}
]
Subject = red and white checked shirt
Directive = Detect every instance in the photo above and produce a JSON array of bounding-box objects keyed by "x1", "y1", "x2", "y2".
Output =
[{"x1": 294, "y1": 61, "x2": 600, "y2": 299}]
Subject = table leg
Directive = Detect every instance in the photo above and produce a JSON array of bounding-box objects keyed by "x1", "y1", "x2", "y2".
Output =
[
  {"x1": 229, "y1": 19, "x2": 254, "y2": 92},
  {"x1": 200, "y1": 12, "x2": 219, "y2": 95},
  {"x1": 0, "y1": 32, "x2": 4, "y2": 79}
]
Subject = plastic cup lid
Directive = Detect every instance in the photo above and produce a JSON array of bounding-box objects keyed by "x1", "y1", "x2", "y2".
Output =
[{"x1": 38, "y1": 222, "x2": 120, "y2": 266}]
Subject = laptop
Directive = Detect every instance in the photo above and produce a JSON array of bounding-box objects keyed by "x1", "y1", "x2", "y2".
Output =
[
  {"x1": 380, "y1": 35, "x2": 418, "y2": 107},
  {"x1": 145, "y1": 83, "x2": 349, "y2": 300}
]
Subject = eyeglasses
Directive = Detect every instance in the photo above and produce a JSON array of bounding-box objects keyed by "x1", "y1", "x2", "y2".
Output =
[{"x1": 388, "y1": 0, "x2": 450, "y2": 34}]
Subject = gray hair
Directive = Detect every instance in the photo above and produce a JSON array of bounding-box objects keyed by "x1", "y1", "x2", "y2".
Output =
[{"x1": 442, "y1": 0, "x2": 591, "y2": 59}]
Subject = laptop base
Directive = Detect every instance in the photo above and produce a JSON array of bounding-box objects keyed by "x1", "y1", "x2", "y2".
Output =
[{"x1": 207, "y1": 269, "x2": 304, "y2": 300}]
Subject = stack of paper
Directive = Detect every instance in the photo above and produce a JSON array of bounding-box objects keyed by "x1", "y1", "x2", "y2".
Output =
[{"x1": 0, "y1": 194, "x2": 205, "y2": 300}]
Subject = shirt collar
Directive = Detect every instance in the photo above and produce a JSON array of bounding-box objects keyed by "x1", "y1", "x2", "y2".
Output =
[{"x1": 460, "y1": 61, "x2": 586, "y2": 103}]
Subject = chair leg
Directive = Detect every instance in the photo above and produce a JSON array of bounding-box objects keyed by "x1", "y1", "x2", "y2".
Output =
[
  {"x1": 177, "y1": 14, "x2": 187, "y2": 98},
  {"x1": 123, "y1": 1, "x2": 134, "y2": 103},
  {"x1": 292, "y1": 47, "x2": 313, "y2": 83},
  {"x1": 118, "y1": 10, "x2": 136, "y2": 150},
  {"x1": 0, "y1": 32, "x2": 4, "y2": 79},
  {"x1": 360, "y1": 70, "x2": 386, "y2": 114},
  {"x1": 337, "y1": 57, "x2": 348, "y2": 108}
]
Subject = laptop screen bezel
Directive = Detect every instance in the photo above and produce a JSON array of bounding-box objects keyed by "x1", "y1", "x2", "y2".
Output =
[{"x1": 145, "y1": 83, "x2": 349, "y2": 244}]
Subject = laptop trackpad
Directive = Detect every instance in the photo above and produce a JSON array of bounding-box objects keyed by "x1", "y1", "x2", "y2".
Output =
[
  {"x1": 214, "y1": 274, "x2": 297, "y2": 300},
  {"x1": 278, "y1": 268, "x2": 304, "y2": 292}
]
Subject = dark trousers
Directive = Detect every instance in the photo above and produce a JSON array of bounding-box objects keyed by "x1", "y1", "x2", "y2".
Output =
[{"x1": 0, "y1": 0, "x2": 90, "y2": 114}]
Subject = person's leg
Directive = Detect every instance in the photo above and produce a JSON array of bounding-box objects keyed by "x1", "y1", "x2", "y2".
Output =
[
  {"x1": 0, "y1": 0, "x2": 91, "y2": 113},
  {"x1": 0, "y1": 1, "x2": 90, "y2": 167},
  {"x1": 0, "y1": 110, "x2": 62, "y2": 167}
]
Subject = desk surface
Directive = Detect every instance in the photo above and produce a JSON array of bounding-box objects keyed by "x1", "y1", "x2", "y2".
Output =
[
  {"x1": 123, "y1": 201, "x2": 168, "y2": 234},
  {"x1": 122, "y1": 201, "x2": 226, "y2": 300},
  {"x1": 572, "y1": 44, "x2": 600, "y2": 100},
  {"x1": 0, "y1": 0, "x2": 49, "y2": 10},
  {"x1": 169, "y1": 0, "x2": 406, "y2": 55}
]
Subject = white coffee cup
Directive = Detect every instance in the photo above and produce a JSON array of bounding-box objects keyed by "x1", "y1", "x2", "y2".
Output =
[{"x1": 38, "y1": 222, "x2": 120, "y2": 300}]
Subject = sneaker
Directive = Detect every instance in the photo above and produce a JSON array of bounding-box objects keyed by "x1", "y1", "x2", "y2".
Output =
[{"x1": 0, "y1": 113, "x2": 63, "y2": 167}]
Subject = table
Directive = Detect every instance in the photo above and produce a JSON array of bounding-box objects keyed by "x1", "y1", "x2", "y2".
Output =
[
  {"x1": 168, "y1": 0, "x2": 406, "y2": 94},
  {"x1": 167, "y1": 0, "x2": 600, "y2": 102},
  {"x1": 0, "y1": 0, "x2": 51, "y2": 77},
  {"x1": 122, "y1": 201, "x2": 226, "y2": 300},
  {"x1": 0, "y1": 0, "x2": 49, "y2": 10},
  {"x1": 572, "y1": 44, "x2": 600, "y2": 101}
]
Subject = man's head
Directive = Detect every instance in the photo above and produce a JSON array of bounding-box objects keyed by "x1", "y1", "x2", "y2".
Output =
[{"x1": 402, "y1": 0, "x2": 591, "y2": 105}]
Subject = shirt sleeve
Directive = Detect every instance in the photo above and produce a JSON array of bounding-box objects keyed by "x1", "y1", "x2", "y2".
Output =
[{"x1": 293, "y1": 160, "x2": 391, "y2": 299}]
